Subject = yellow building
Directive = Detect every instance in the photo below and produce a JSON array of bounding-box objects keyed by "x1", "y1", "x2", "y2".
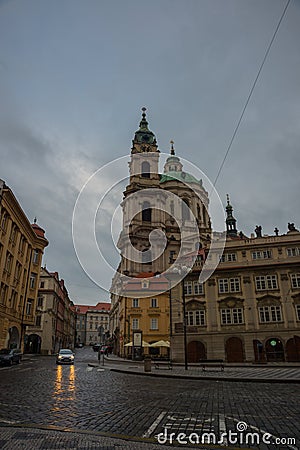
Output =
[
  {"x1": 111, "y1": 273, "x2": 170, "y2": 357},
  {"x1": 0, "y1": 180, "x2": 48, "y2": 350}
]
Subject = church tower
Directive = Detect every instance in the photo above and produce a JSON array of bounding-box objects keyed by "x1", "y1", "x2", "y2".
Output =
[
  {"x1": 117, "y1": 109, "x2": 213, "y2": 278},
  {"x1": 118, "y1": 109, "x2": 168, "y2": 275},
  {"x1": 225, "y1": 194, "x2": 238, "y2": 237}
]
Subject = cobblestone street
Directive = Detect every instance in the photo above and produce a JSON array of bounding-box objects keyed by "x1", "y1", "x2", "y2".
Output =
[{"x1": 0, "y1": 348, "x2": 299, "y2": 449}]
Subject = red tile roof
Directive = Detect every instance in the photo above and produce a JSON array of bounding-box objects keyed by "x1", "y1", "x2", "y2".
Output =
[
  {"x1": 73, "y1": 302, "x2": 111, "y2": 314},
  {"x1": 124, "y1": 274, "x2": 169, "y2": 292}
]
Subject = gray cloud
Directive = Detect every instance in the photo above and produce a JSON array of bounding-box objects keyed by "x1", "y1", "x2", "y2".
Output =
[{"x1": 0, "y1": 0, "x2": 299, "y2": 304}]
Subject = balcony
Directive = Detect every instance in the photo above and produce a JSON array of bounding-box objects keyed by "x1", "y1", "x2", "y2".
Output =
[
  {"x1": 147, "y1": 308, "x2": 161, "y2": 314},
  {"x1": 128, "y1": 308, "x2": 143, "y2": 313}
]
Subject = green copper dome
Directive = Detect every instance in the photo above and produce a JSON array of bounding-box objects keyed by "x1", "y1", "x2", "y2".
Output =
[
  {"x1": 160, "y1": 170, "x2": 202, "y2": 185},
  {"x1": 166, "y1": 155, "x2": 180, "y2": 163}
]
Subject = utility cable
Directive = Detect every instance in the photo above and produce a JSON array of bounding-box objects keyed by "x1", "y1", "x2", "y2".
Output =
[{"x1": 213, "y1": 0, "x2": 291, "y2": 188}]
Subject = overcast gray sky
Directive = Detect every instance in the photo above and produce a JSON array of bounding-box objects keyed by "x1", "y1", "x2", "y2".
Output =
[{"x1": 0, "y1": 0, "x2": 299, "y2": 305}]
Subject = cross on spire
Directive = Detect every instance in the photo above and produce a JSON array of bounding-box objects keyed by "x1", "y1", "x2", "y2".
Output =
[{"x1": 170, "y1": 140, "x2": 175, "y2": 155}]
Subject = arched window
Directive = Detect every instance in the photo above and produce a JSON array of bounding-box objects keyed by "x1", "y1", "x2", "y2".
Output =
[
  {"x1": 142, "y1": 201, "x2": 151, "y2": 222},
  {"x1": 141, "y1": 161, "x2": 150, "y2": 178}
]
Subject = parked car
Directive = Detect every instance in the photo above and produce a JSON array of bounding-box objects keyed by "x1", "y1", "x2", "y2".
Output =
[
  {"x1": 56, "y1": 349, "x2": 75, "y2": 365},
  {"x1": 0, "y1": 348, "x2": 22, "y2": 366}
]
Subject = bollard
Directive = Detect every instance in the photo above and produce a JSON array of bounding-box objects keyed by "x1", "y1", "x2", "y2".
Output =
[{"x1": 144, "y1": 355, "x2": 152, "y2": 372}]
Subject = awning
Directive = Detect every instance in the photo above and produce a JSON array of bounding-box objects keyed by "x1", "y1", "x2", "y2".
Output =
[
  {"x1": 124, "y1": 341, "x2": 150, "y2": 347},
  {"x1": 149, "y1": 340, "x2": 170, "y2": 348}
]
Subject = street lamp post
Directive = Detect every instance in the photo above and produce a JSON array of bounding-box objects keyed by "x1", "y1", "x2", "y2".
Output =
[
  {"x1": 167, "y1": 265, "x2": 189, "y2": 370},
  {"x1": 181, "y1": 277, "x2": 188, "y2": 370}
]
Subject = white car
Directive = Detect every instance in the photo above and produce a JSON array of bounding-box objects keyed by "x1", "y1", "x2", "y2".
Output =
[{"x1": 56, "y1": 349, "x2": 75, "y2": 365}]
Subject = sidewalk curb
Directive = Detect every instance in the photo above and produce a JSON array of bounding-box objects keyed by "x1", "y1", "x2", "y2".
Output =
[{"x1": 109, "y1": 367, "x2": 300, "y2": 383}]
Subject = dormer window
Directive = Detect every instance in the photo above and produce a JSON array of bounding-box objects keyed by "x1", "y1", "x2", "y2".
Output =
[{"x1": 142, "y1": 279, "x2": 149, "y2": 289}]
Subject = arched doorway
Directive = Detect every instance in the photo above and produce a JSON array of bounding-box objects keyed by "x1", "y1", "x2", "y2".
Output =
[
  {"x1": 25, "y1": 334, "x2": 41, "y2": 354},
  {"x1": 253, "y1": 339, "x2": 265, "y2": 362},
  {"x1": 8, "y1": 326, "x2": 19, "y2": 349},
  {"x1": 286, "y1": 336, "x2": 300, "y2": 362},
  {"x1": 225, "y1": 337, "x2": 244, "y2": 362},
  {"x1": 265, "y1": 338, "x2": 284, "y2": 362},
  {"x1": 188, "y1": 340, "x2": 206, "y2": 362}
]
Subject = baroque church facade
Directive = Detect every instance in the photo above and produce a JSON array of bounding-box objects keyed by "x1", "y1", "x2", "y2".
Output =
[{"x1": 109, "y1": 110, "x2": 300, "y2": 363}]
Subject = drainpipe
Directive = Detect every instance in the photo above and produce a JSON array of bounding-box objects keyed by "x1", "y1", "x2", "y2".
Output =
[{"x1": 20, "y1": 246, "x2": 33, "y2": 352}]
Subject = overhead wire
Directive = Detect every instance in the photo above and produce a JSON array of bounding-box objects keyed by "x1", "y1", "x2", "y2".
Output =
[{"x1": 213, "y1": 0, "x2": 291, "y2": 188}]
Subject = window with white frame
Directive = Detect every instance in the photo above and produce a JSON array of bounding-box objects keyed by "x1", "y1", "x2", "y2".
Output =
[
  {"x1": 252, "y1": 250, "x2": 272, "y2": 260},
  {"x1": 29, "y1": 273, "x2": 37, "y2": 289},
  {"x1": 255, "y1": 275, "x2": 278, "y2": 290},
  {"x1": 186, "y1": 310, "x2": 205, "y2": 326},
  {"x1": 220, "y1": 253, "x2": 237, "y2": 262},
  {"x1": 259, "y1": 305, "x2": 282, "y2": 323},
  {"x1": 291, "y1": 274, "x2": 300, "y2": 289},
  {"x1": 193, "y1": 281, "x2": 204, "y2": 295},
  {"x1": 33, "y1": 249, "x2": 39, "y2": 264},
  {"x1": 132, "y1": 298, "x2": 139, "y2": 307},
  {"x1": 220, "y1": 308, "x2": 244, "y2": 325},
  {"x1": 132, "y1": 318, "x2": 139, "y2": 330},
  {"x1": 218, "y1": 278, "x2": 240, "y2": 293},
  {"x1": 150, "y1": 318, "x2": 158, "y2": 330},
  {"x1": 184, "y1": 281, "x2": 193, "y2": 295},
  {"x1": 151, "y1": 298, "x2": 157, "y2": 308},
  {"x1": 295, "y1": 305, "x2": 300, "y2": 321},
  {"x1": 26, "y1": 299, "x2": 33, "y2": 315},
  {"x1": 287, "y1": 248, "x2": 300, "y2": 257}
]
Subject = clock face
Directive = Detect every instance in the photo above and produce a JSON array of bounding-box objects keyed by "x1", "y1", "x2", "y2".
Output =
[{"x1": 142, "y1": 134, "x2": 150, "y2": 142}]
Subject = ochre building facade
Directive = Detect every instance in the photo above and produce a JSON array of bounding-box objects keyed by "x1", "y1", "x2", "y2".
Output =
[{"x1": 0, "y1": 180, "x2": 48, "y2": 350}]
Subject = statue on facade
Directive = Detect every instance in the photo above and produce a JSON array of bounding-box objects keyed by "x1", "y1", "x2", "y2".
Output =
[
  {"x1": 288, "y1": 223, "x2": 298, "y2": 232},
  {"x1": 274, "y1": 227, "x2": 279, "y2": 236},
  {"x1": 255, "y1": 225, "x2": 262, "y2": 238}
]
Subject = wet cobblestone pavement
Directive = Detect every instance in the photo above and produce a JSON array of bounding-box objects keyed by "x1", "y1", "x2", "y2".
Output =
[{"x1": 0, "y1": 348, "x2": 299, "y2": 449}]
